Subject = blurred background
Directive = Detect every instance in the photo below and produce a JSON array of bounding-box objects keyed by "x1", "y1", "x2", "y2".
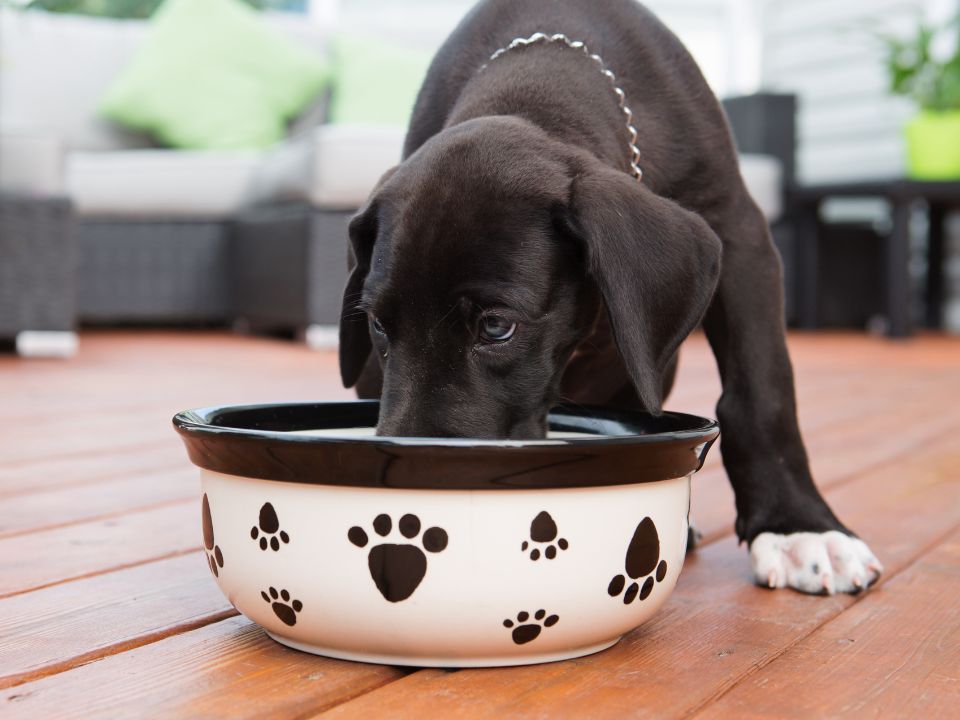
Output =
[{"x1": 1, "y1": 0, "x2": 959, "y2": 358}]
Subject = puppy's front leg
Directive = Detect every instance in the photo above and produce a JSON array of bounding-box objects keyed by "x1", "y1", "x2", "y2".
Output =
[{"x1": 702, "y1": 194, "x2": 882, "y2": 594}]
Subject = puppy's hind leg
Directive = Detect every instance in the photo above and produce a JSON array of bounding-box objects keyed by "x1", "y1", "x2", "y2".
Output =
[{"x1": 700, "y1": 192, "x2": 882, "y2": 594}]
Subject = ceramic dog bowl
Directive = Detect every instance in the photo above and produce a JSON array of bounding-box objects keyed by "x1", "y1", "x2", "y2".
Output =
[{"x1": 173, "y1": 401, "x2": 718, "y2": 667}]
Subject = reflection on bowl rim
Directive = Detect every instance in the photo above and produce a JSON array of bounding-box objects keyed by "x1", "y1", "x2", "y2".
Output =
[{"x1": 173, "y1": 400, "x2": 719, "y2": 491}]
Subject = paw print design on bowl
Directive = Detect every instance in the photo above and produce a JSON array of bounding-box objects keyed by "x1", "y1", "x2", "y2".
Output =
[
  {"x1": 261, "y1": 586, "x2": 303, "y2": 627},
  {"x1": 201, "y1": 493, "x2": 224, "y2": 577},
  {"x1": 521, "y1": 510, "x2": 569, "y2": 560},
  {"x1": 348, "y1": 513, "x2": 448, "y2": 602},
  {"x1": 503, "y1": 609, "x2": 559, "y2": 645},
  {"x1": 250, "y1": 502, "x2": 289, "y2": 551},
  {"x1": 608, "y1": 517, "x2": 668, "y2": 604}
]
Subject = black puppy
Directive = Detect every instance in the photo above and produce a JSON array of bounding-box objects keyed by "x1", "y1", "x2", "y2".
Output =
[{"x1": 338, "y1": 0, "x2": 882, "y2": 594}]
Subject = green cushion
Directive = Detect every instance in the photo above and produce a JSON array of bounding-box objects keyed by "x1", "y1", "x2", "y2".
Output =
[
  {"x1": 329, "y1": 33, "x2": 432, "y2": 126},
  {"x1": 100, "y1": 0, "x2": 331, "y2": 150}
]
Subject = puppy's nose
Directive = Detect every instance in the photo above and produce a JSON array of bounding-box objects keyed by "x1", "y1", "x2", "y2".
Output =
[{"x1": 376, "y1": 388, "x2": 473, "y2": 438}]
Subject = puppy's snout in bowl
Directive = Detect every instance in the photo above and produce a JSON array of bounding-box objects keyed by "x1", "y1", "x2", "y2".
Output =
[
  {"x1": 375, "y1": 394, "x2": 545, "y2": 439},
  {"x1": 174, "y1": 400, "x2": 718, "y2": 667},
  {"x1": 376, "y1": 412, "x2": 547, "y2": 440}
]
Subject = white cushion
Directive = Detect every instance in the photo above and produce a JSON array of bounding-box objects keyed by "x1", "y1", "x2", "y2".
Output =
[
  {"x1": 738, "y1": 153, "x2": 784, "y2": 222},
  {"x1": 66, "y1": 140, "x2": 319, "y2": 217},
  {"x1": 309, "y1": 125, "x2": 405, "y2": 209},
  {"x1": 306, "y1": 129, "x2": 785, "y2": 218},
  {"x1": 0, "y1": 8, "x2": 329, "y2": 153},
  {"x1": 306, "y1": 130, "x2": 785, "y2": 219},
  {"x1": 65, "y1": 149, "x2": 264, "y2": 217},
  {"x1": 246, "y1": 133, "x2": 316, "y2": 206},
  {"x1": 0, "y1": 9, "x2": 151, "y2": 152},
  {"x1": 0, "y1": 131, "x2": 64, "y2": 195}
]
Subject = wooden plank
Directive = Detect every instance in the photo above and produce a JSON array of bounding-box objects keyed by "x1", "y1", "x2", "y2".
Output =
[
  {"x1": 676, "y1": 333, "x2": 960, "y2": 544},
  {"x1": 1, "y1": 372, "x2": 952, "y2": 600},
  {"x1": 5, "y1": 372, "x2": 924, "y2": 539},
  {"x1": 306, "y1": 423, "x2": 960, "y2": 719},
  {"x1": 0, "y1": 332, "x2": 957, "y2": 717},
  {"x1": 658, "y1": 356, "x2": 956, "y2": 524},
  {"x1": 672, "y1": 369, "x2": 932, "y2": 435},
  {"x1": 669, "y1": 335, "x2": 960, "y2": 439},
  {"x1": 0, "y1": 331, "x2": 348, "y2": 419},
  {"x1": 0, "y1": 444, "x2": 186, "y2": 497},
  {"x1": 681, "y1": 362, "x2": 953, "y2": 468},
  {"x1": 689, "y1": 390, "x2": 960, "y2": 544},
  {"x1": 0, "y1": 502, "x2": 197, "y2": 598},
  {"x1": 0, "y1": 467, "x2": 197, "y2": 538},
  {"x1": 0, "y1": 396, "x2": 944, "y2": 596},
  {"x1": 0, "y1": 410, "x2": 179, "y2": 468},
  {"x1": 1, "y1": 332, "x2": 949, "y2": 470},
  {"x1": 0, "y1": 553, "x2": 234, "y2": 689},
  {"x1": 0, "y1": 333, "x2": 350, "y2": 467},
  {"x1": 0, "y1": 616, "x2": 408, "y2": 720},
  {"x1": 0, "y1": 334, "x2": 955, "y2": 716},
  {"x1": 694, "y1": 531, "x2": 960, "y2": 719}
]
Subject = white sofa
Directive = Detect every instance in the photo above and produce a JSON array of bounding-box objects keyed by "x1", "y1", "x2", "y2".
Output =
[
  {"x1": 0, "y1": 7, "x2": 404, "y2": 333},
  {"x1": 0, "y1": 7, "x2": 405, "y2": 215}
]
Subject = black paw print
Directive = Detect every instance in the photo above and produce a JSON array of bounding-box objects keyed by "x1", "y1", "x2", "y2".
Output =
[
  {"x1": 348, "y1": 513, "x2": 448, "y2": 602},
  {"x1": 503, "y1": 609, "x2": 559, "y2": 645},
  {"x1": 250, "y1": 502, "x2": 289, "y2": 551},
  {"x1": 201, "y1": 493, "x2": 224, "y2": 577},
  {"x1": 261, "y1": 586, "x2": 303, "y2": 626},
  {"x1": 521, "y1": 510, "x2": 568, "y2": 560},
  {"x1": 608, "y1": 517, "x2": 668, "y2": 604}
]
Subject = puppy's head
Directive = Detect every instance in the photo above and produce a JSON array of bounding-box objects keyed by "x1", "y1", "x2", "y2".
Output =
[{"x1": 340, "y1": 116, "x2": 721, "y2": 438}]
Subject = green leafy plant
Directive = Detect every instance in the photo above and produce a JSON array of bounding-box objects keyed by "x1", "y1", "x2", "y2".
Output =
[
  {"x1": 22, "y1": 0, "x2": 305, "y2": 19},
  {"x1": 875, "y1": 15, "x2": 960, "y2": 111}
]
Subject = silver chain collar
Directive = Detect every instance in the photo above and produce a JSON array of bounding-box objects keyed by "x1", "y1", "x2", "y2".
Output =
[{"x1": 479, "y1": 32, "x2": 643, "y2": 182}]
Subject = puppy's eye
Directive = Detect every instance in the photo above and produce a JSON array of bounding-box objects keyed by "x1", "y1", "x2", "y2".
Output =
[
  {"x1": 479, "y1": 314, "x2": 517, "y2": 343},
  {"x1": 371, "y1": 317, "x2": 387, "y2": 336}
]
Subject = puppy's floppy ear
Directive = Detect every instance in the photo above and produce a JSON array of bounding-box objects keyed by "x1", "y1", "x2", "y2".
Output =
[
  {"x1": 339, "y1": 168, "x2": 396, "y2": 388},
  {"x1": 564, "y1": 162, "x2": 722, "y2": 412},
  {"x1": 339, "y1": 204, "x2": 376, "y2": 388}
]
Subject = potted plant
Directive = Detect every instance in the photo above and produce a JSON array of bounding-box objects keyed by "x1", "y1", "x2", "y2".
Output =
[{"x1": 877, "y1": 15, "x2": 960, "y2": 179}]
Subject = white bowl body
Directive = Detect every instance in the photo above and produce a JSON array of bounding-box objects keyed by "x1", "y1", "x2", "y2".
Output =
[{"x1": 200, "y1": 469, "x2": 691, "y2": 667}]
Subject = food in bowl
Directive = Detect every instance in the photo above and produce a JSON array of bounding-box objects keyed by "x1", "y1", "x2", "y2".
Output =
[{"x1": 173, "y1": 401, "x2": 718, "y2": 667}]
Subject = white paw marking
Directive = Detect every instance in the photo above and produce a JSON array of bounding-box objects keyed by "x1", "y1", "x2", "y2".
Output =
[{"x1": 750, "y1": 531, "x2": 883, "y2": 595}]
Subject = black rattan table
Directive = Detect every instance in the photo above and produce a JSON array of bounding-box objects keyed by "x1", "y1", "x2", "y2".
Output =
[
  {"x1": 0, "y1": 192, "x2": 77, "y2": 354},
  {"x1": 792, "y1": 180, "x2": 960, "y2": 338}
]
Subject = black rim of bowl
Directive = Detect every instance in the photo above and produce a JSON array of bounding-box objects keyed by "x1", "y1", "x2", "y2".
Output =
[{"x1": 172, "y1": 401, "x2": 719, "y2": 490}]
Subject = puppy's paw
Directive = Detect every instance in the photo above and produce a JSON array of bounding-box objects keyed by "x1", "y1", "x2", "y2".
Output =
[{"x1": 750, "y1": 530, "x2": 883, "y2": 595}]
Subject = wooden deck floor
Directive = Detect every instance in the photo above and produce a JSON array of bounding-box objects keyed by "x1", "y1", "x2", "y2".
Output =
[{"x1": 1, "y1": 330, "x2": 958, "y2": 718}]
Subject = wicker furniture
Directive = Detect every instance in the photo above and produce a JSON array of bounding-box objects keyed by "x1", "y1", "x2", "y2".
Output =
[
  {"x1": 0, "y1": 192, "x2": 78, "y2": 355},
  {"x1": 792, "y1": 179, "x2": 960, "y2": 337},
  {"x1": 232, "y1": 204, "x2": 351, "y2": 348},
  {"x1": 0, "y1": 8, "x2": 329, "y2": 334},
  {"x1": 0, "y1": 9, "x2": 408, "y2": 343},
  {"x1": 77, "y1": 219, "x2": 230, "y2": 325},
  {"x1": 230, "y1": 125, "x2": 406, "y2": 346}
]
